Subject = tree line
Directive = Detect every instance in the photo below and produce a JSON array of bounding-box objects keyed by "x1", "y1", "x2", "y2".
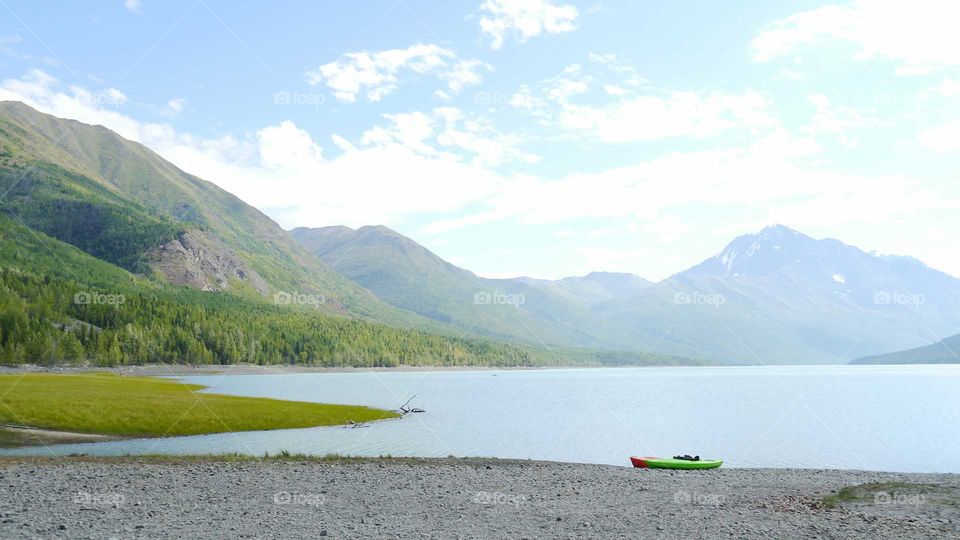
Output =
[{"x1": 0, "y1": 266, "x2": 536, "y2": 367}]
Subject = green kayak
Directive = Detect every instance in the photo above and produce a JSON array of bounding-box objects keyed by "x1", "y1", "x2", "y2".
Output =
[{"x1": 630, "y1": 456, "x2": 722, "y2": 470}]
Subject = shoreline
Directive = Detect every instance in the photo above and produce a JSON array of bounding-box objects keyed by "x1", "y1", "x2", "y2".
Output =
[
  {"x1": 3, "y1": 362, "x2": 956, "y2": 378},
  {"x1": 0, "y1": 457, "x2": 955, "y2": 538},
  {"x1": 0, "y1": 425, "x2": 123, "y2": 449},
  {"x1": 0, "y1": 363, "x2": 570, "y2": 377},
  {"x1": 2, "y1": 454, "x2": 960, "y2": 475}
]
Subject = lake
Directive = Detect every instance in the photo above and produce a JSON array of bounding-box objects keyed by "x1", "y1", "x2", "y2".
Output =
[{"x1": 4, "y1": 365, "x2": 959, "y2": 472}]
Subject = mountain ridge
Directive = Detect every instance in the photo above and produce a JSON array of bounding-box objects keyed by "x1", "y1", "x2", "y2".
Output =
[
  {"x1": 290, "y1": 224, "x2": 607, "y2": 349},
  {"x1": 5, "y1": 100, "x2": 959, "y2": 366},
  {"x1": 0, "y1": 100, "x2": 441, "y2": 328},
  {"x1": 294, "y1": 222, "x2": 960, "y2": 364}
]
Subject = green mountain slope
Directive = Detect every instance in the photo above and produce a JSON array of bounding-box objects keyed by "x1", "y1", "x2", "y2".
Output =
[
  {"x1": 850, "y1": 334, "x2": 960, "y2": 364},
  {"x1": 290, "y1": 225, "x2": 609, "y2": 348},
  {"x1": 0, "y1": 215, "x2": 542, "y2": 367},
  {"x1": 0, "y1": 103, "x2": 705, "y2": 368},
  {"x1": 0, "y1": 101, "x2": 431, "y2": 326},
  {"x1": 0, "y1": 215, "x2": 701, "y2": 367}
]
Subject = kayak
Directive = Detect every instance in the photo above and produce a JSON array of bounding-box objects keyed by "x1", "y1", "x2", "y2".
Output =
[{"x1": 630, "y1": 456, "x2": 722, "y2": 470}]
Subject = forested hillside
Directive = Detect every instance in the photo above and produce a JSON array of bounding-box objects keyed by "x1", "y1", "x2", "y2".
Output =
[
  {"x1": 0, "y1": 101, "x2": 440, "y2": 327},
  {"x1": 0, "y1": 216, "x2": 701, "y2": 367},
  {"x1": 0, "y1": 216, "x2": 534, "y2": 367}
]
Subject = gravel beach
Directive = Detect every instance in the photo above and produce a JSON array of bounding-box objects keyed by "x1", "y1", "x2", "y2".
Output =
[{"x1": 0, "y1": 457, "x2": 957, "y2": 539}]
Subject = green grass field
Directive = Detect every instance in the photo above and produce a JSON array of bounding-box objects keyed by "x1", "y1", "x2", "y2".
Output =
[{"x1": 0, "y1": 373, "x2": 398, "y2": 438}]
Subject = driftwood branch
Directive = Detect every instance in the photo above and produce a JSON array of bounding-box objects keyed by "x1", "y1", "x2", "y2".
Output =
[{"x1": 396, "y1": 395, "x2": 426, "y2": 416}]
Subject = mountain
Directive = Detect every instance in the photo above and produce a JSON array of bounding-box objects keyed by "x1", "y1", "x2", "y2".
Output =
[
  {"x1": 517, "y1": 272, "x2": 653, "y2": 306},
  {"x1": 295, "y1": 222, "x2": 960, "y2": 364},
  {"x1": 6, "y1": 102, "x2": 955, "y2": 366},
  {"x1": 0, "y1": 101, "x2": 700, "y2": 368},
  {"x1": 290, "y1": 225, "x2": 610, "y2": 348},
  {"x1": 599, "y1": 225, "x2": 960, "y2": 363},
  {"x1": 0, "y1": 212, "x2": 549, "y2": 367},
  {"x1": 0, "y1": 101, "x2": 432, "y2": 326},
  {"x1": 851, "y1": 334, "x2": 960, "y2": 364}
]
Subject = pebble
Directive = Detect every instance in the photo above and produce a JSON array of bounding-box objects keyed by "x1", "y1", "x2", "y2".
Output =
[{"x1": 0, "y1": 459, "x2": 954, "y2": 539}]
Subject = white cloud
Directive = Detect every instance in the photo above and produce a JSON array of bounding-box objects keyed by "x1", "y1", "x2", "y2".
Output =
[
  {"x1": 751, "y1": 0, "x2": 960, "y2": 71},
  {"x1": 95, "y1": 87, "x2": 127, "y2": 105},
  {"x1": 3, "y1": 69, "x2": 957, "y2": 278},
  {"x1": 360, "y1": 107, "x2": 539, "y2": 167},
  {"x1": 507, "y1": 63, "x2": 596, "y2": 121},
  {"x1": 543, "y1": 65, "x2": 590, "y2": 102},
  {"x1": 777, "y1": 68, "x2": 805, "y2": 81},
  {"x1": 603, "y1": 85, "x2": 627, "y2": 96},
  {"x1": 124, "y1": 0, "x2": 142, "y2": 14},
  {"x1": 440, "y1": 59, "x2": 490, "y2": 93},
  {"x1": 895, "y1": 65, "x2": 935, "y2": 77},
  {"x1": 421, "y1": 129, "x2": 951, "y2": 237},
  {"x1": 556, "y1": 90, "x2": 775, "y2": 143},
  {"x1": 305, "y1": 44, "x2": 489, "y2": 102},
  {"x1": 0, "y1": 34, "x2": 25, "y2": 59},
  {"x1": 258, "y1": 120, "x2": 324, "y2": 168},
  {"x1": 587, "y1": 53, "x2": 646, "y2": 86},
  {"x1": 510, "y1": 55, "x2": 640, "y2": 109},
  {"x1": 643, "y1": 215, "x2": 689, "y2": 242},
  {"x1": 1, "y1": 70, "x2": 137, "y2": 135},
  {"x1": 918, "y1": 118, "x2": 960, "y2": 152},
  {"x1": 935, "y1": 78, "x2": 960, "y2": 97},
  {"x1": 507, "y1": 56, "x2": 771, "y2": 143},
  {"x1": 479, "y1": 0, "x2": 578, "y2": 50},
  {"x1": 802, "y1": 94, "x2": 873, "y2": 146},
  {"x1": 166, "y1": 98, "x2": 185, "y2": 113},
  {"x1": 509, "y1": 85, "x2": 545, "y2": 111}
]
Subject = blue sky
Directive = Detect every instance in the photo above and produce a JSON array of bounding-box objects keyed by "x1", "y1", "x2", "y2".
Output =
[{"x1": 2, "y1": 0, "x2": 959, "y2": 280}]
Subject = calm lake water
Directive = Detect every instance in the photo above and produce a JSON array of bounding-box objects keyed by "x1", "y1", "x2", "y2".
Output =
[{"x1": 4, "y1": 365, "x2": 960, "y2": 472}]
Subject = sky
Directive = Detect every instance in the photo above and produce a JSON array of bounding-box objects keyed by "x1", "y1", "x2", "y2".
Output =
[{"x1": 1, "y1": 0, "x2": 959, "y2": 281}]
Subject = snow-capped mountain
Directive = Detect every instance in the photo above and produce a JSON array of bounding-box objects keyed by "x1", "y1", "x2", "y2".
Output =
[
  {"x1": 596, "y1": 225, "x2": 960, "y2": 363},
  {"x1": 676, "y1": 224, "x2": 960, "y2": 311},
  {"x1": 682, "y1": 224, "x2": 818, "y2": 278}
]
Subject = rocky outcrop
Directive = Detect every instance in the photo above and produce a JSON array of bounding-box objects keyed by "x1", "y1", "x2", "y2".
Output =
[{"x1": 146, "y1": 230, "x2": 269, "y2": 295}]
